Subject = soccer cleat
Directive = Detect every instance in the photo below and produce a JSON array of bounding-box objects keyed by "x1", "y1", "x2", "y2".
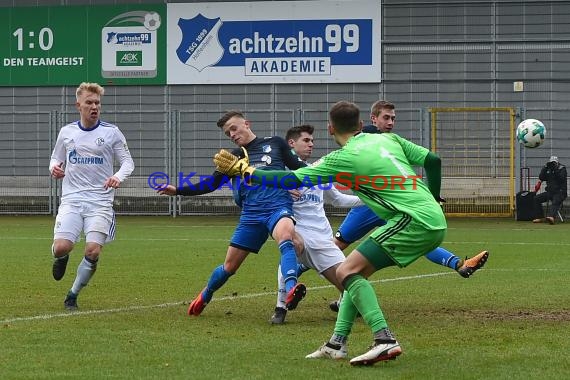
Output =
[
  {"x1": 187, "y1": 289, "x2": 208, "y2": 316},
  {"x1": 457, "y1": 250, "x2": 489, "y2": 278},
  {"x1": 52, "y1": 254, "x2": 69, "y2": 281},
  {"x1": 546, "y1": 216, "x2": 555, "y2": 225},
  {"x1": 532, "y1": 218, "x2": 544, "y2": 223},
  {"x1": 350, "y1": 328, "x2": 401, "y2": 366},
  {"x1": 349, "y1": 341, "x2": 402, "y2": 366},
  {"x1": 270, "y1": 307, "x2": 287, "y2": 324},
  {"x1": 64, "y1": 291, "x2": 78, "y2": 311},
  {"x1": 306, "y1": 342, "x2": 348, "y2": 360},
  {"x1": 285, "y1": 283, "x2": 306, "y2": 310},
  {"x1": 329, "y1": 300, "x2": 340, "y2": 313}
]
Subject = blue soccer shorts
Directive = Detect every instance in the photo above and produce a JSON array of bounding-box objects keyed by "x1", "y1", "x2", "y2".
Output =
[
  {"x1": 230, "y1": 207, "x2": 295, "y2": 253},
  {"x1": 334, "y1": 205, "x2": 386, "y2": 244}
]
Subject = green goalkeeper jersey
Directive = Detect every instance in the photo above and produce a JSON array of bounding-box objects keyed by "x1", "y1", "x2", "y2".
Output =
[{"x1": 293, "y1": 132, "x2": 447, "y2": 230}]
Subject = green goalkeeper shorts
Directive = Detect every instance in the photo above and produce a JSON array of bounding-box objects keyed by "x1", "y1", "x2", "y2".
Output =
[{"x1": 357, "y1": 213, "x2": 446, "y2": 269}]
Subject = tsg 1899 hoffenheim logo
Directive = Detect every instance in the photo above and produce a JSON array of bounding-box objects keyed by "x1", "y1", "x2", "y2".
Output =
[{"x1": 176, "y1": 14, "x2": 224, "y2": 72}]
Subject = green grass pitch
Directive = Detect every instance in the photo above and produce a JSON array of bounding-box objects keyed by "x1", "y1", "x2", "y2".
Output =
[{"x1": 1, "y1": 215, "x2": 569, "y2": 379}]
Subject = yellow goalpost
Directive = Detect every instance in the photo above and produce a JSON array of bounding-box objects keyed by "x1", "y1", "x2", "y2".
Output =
[{"x1": 428, "y1": 107, "x2": 516, "y2": 217}]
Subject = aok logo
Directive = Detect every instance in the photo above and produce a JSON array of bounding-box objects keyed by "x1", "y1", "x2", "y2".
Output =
[{"x1": 116, "y1": 51, "x2": 142, "y2": 66}]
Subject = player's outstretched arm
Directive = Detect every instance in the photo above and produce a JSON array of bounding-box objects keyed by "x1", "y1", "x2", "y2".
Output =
[
  {"x1": 157, "y1": 184, "x2": 177, "y2": 196},
  {"x1": 213, "y1": 148, "x2": 256, "y2": 177},
  {"x1": 156, "y1": 171, "x2": 229, "y2": 197},
  {"x1": 213, "y1": 148, "x2": 303, "y2": 188},
  {"x1": 423, "y1": 151, "x2": 444, "y2": 202},
  {"x1": 213, "y1": 147, "x2": 300, "y2": 185}
]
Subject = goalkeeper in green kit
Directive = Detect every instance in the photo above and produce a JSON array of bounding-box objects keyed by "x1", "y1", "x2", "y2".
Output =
[{"x1": 213, "y1": 100, "x2": 447, "y2": 366}]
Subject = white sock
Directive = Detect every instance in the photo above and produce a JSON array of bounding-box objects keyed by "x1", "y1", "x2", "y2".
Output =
[
  {"x1": 276, "y1": 264, "x2": 286, "y2": 309},
  {"x1": 71, "y1": 256, "x2": 98, "y2": 295}
]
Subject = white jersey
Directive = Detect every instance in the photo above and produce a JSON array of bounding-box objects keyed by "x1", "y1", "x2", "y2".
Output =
[
  {"x1": 49, "y1": 120, "x2": 134, "y2": 205},
  {"x1": 276, "y1": 160, "x2": 365, "y2": 307},
  {"x1": 283, "y1": 184, "x2": 364, "y2": 283},
  {"x1": 294, "y1": 184, "x2": 363, "y2": 238}
]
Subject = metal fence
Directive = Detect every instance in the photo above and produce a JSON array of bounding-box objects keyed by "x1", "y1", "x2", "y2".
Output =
[
  {"x1": 1, "y1": 107, "x2": 568, "y2": 217},
  {"x1": 0, "y1": 107, "x2": 426, "y2": 216}
]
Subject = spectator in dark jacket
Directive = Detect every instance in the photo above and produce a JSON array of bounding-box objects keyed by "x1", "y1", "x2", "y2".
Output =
[{"x1": 533, "y1": 156, "x2": 567, "y2": 224}]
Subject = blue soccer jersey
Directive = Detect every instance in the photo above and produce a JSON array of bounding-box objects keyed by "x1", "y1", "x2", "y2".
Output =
[
  {"x1": 176, "y1": 135, "x2": 304, "y2": 251},
  {"x1": 230, "y1": 136, "x2": 304, "y2": 216},
  {"x1": 177, "y1": 136, "x2": 304, "y2": 206}
]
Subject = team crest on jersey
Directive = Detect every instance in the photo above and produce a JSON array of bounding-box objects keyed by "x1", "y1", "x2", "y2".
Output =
[
  {"x1": 95, "y1": 137, "x2": 105, "y2": 146},
  {"x1": 261, "y1": 155, "x2": 272, "y2": 165},
  {"x1": 262, "y1": 145, "x2": 272, "y2": 153}
]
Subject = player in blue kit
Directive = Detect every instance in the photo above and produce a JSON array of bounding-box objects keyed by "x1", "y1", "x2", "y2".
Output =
[
  {"x1": 329, "y1": 101, "x2": 489, "y2": 311},
  {"x1": 158, "y1": 110, "x2": 307, "y2": 316}
]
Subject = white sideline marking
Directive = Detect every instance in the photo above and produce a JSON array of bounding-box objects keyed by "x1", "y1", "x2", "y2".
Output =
[{"x1": 1, "y1": 272, "x2": 453, "y2": 325}]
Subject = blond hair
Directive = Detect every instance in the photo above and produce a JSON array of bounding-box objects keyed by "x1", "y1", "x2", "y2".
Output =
[{"x1": 76, "y1": 82, "x2": 104, "y2": 100}]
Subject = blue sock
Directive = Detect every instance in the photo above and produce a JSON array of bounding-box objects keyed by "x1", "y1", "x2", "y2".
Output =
[
  {"x1": 425, "y1": 247, "x2": 461, "y2": 270},
  {"x1": 279, "y1": 239, "x2": 298, "y2": 292},
  {"x1": 203, "y1": 264, "x2": 233, "y2": 302}
]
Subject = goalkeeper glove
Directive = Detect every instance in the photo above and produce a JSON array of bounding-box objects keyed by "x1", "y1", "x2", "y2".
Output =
[{"x1": 213, "y1": 147, "x2": 255, "y2": 178}]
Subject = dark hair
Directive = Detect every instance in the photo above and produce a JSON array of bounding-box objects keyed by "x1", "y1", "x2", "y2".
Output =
[
  {"x1": 329, "y1": 101, "x2": 360, "y2": 133},
  {"x1": 286, "y1": 124, "x2": 314, "y2": 141},
  {"x1": 370, "y1": 100, "x2": 395, "y2": 117},
  {"x1": 217, "y1": 110, "x2": 245, "y2": 128}
]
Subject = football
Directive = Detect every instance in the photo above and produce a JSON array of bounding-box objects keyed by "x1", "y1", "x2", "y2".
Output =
[{"x1": 516, "y1": 119, "x2": 546, "y2": 148}]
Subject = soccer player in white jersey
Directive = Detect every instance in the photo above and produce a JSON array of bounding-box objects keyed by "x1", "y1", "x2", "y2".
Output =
[
  {"x1": 49, "y1": 82, "x2": 134, "y2": 310},
  {"x1": 271, "y1": 125, "x2": 363, "y2": 324}
]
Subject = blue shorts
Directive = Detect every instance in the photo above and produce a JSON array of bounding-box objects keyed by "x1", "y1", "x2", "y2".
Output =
[
  {"x1": 335, "y1": 205, "x2": 386, "y2": 244},
  {"x1": 230, "y1": 206, "x2": 294, "y2": 253}
]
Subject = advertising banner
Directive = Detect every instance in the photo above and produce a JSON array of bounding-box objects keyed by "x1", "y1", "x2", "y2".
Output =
[
  {"x1": 0, "y1": 5, "x2": 166, "y2": 86},
  {"x1": 167, "y1": 0, "x2": 381, "y2": 84}
]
